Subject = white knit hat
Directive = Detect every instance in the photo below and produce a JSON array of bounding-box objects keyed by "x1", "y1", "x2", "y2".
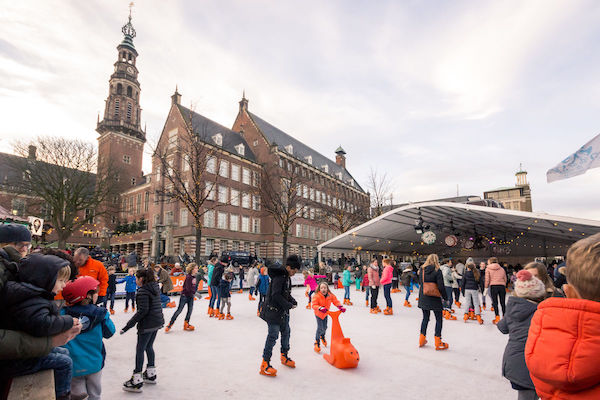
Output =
[
  {"x1": 466, "y1": 257, "x2": 474, "y2": 264},
  {"x1": 514, "y1": 270, "x2": 546, "y2": 299}
]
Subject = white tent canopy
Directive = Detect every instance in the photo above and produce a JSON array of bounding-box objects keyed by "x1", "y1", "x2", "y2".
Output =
[{"x1": 318, "y1": 202, "x2": 600, "y2": 258}]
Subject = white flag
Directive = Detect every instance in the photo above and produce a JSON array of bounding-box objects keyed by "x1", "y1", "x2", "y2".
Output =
[{"x1": 547, "y1": 133, "x2": 600, "y2": 183}]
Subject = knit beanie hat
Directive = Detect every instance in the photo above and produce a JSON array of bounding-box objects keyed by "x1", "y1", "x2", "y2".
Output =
[
  {"x1": 514, "y1": 270, "x2": 546, "y2": 299},
  {"x1": 466, "y1": 257, "x2": 474, "y2": 264},
  {"x1": 0, "y1": 223, "x2": 31, "y2": 243}
]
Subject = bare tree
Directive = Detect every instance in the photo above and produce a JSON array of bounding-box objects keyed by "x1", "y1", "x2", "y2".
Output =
[
  {"x1": 367, "y1": 167, "x2": 393, "y2": 217},
  {"x1": 8, "y1": 137, "x2": 122, "y2": 248},
  {"x1": 153, "y1": 106, "x2": 229, "y2": 263},
  {"x1": 257, "y1": 155, "x2": 311, "y2": 263},
  {"x1": 321, "y1": 184, "x2": 370, "y2": 234}
]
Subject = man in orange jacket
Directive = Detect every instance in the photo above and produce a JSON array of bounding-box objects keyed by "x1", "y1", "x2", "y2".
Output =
[{"x1": 74, "y1": 247, "x2": 108, "y2": 304}]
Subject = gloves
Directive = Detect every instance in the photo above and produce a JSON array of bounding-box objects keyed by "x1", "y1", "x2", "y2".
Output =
[
  {"x1": 339, "y1": 306, "x2": 346, "y2": 313},
  {"x1": 319, "y1": 307, "x2": 328, "y2": 313}
]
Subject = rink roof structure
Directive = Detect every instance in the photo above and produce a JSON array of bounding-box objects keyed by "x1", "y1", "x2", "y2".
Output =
[{"x1": 318, "y1": 202, "x2": 600, "y2": 258}]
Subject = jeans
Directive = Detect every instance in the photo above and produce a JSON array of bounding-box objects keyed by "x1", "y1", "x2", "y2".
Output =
[
  {"x1": 262, "y1": 313, "x2": 290, "y2": 362},
  {"x1": 105, "y1": 291, "x2": 116, "y2": 309},
  {"x1": 464, "y1": 289, "x2": 481, "y2": 315},
  {"x1": 344, "y1": 286, "x2": 350, "y2": 300},
  {"x1": 392, "y1": 279, "x2": 398, "y2": 290},
  {"x1": 125, "y1": 292, "x2": 136, "y2": 309},
  {"x1": 404, "y1": 286, "x2": 411, "y2": 301},
  {"x1": 160, "y1": 293, "x2": 170, "y2": 308},
  {"x1": 383, "y1": 283, "x2": 392, "y2": 308},
  {"x1": 170, "y1": 295, "x2": 194, "y2": 325},
  {"x1": 209, "y1": 285, "x2": 220, "y2": 309},
  {"x1": 135, "y1": 330, "x2": 157, "y2": 373},
  {"x1": 365, "y1": 286, "x2": 370, "y2": 301},
  {"x1": 7, "y1": 347, "x2": 73, "y2": 397},
  {"x1": 239, "y1": 278, "x2": 244, "y2": 290},
  {"x1": 453, "y1": 287, "x2": 460, "y2": 302},
  {"x1": 250, "y1": 286, "x2": 256, "y2": 296},
  {"x1": 258, "y1": 293, "x2": 265, "y2": 311},
  {"x1": 308, "y1": 290, "x2": 314, "y2": 304},
  {"x1": 370, "y1": 286, "x2": 379, "y2": 309},
  {"x1": 315, "y1": 316, "x2": 328, "y2": 341},
  {"x1": 517, "y1": 390, "x2": 539, "y2": 400},
  {"x1": 444, "y1": 286, "x2": 453, "y2": 309},
  {"x1": 490, "y1": 285, "x2": 507, "y2": 316},
  {"x1": 420, "y1": 309, "x2": 443, "y2": 337}
]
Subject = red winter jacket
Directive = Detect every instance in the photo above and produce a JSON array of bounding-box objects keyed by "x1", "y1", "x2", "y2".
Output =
[
  {"x1": 525, "y1": 297, "x2": 600, "y2": 399},
  {"x1": 312, "y1": 291, "x2": 342, "y2": 320},
  {"x1": 380, "y1": 265, "x2": 393, "y2": 285}
]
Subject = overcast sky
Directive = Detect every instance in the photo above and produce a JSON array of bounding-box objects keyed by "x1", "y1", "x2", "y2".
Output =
[{"x1": 1, "y1": 0, "x2": 600, "y2": 219}]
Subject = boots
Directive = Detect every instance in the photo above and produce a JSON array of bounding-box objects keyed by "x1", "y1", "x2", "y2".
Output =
[
  {"x1": 476, "y1": 315, "x2": 484, "y2": 325},
  {"x1": 455, "y1": 301, "x2": 461, "y2": 308},
  {"x1": 249, "y1": 294, "x2": 256, "y2": 301},
  {"x1": 109, "y1": 309, "x2": 115, "y2": 315},
  {"x1": 226, "y1": 313, "x2": 234, "y2": 320},
  {"x1": 370, "y1": 308, "x2": 378, "y2": 314},
  {"x1": 143, "y1": 367, "x2": 157, "y2": 384},
  {"x1": 469, "y1": 311, "x2": 476, "y2": 320},
  {"x1": 463, "y1": 313, "x2": 469, "y2": 322},
  {"x1": 208, "y1": 307, "x2": 213, "y2": 316},
  {"x1": 321, "y1": 337, "x2": 328, "y2": 347},
  {"x1": 165, "y1": 323, "x2": 173, "y2": 333},
  {"x1": 184, "y1": 321, "x2": 195, "y2": 331},
  {"x1": 491, "y1": 306, "x2": 495, "y2": 312},
  {"x1": 280, "y1": 353, "x2": 296, "y2": 368},
  {"x1": 237, "y1": 289, "x2": 243, "y2": 294},
  {"x1": 218, "y1": 313, "x2": 225, "y2": 320},
  {"x1": 435, "y1": 336, "x2": 449, "y2": 350},
  {"x1": 443, "y1": 310, "x2": 457, "y2": 320},
  {"x1": 347, "y1": 300, "x2": 353, "y2": 306},
  {"x1": 306, "y1": 303, "x2": 311, "y2": 309},
  {"x1": 493, "y1": 315, "x2": 500, "y2": 324},
  {"x1": 314, "y1": 341, "x2": 321, "y2": 353},
  {"x1": 124, "y1": 307, "x2": 128, "y2": 313},
  {"x1": 383, "y1": 307, "x2": 393, "y2": 315},
  {"x1": 374, "y1": 306, "x2": 381, "y2": 313},
  {"x1": 257, "y1": 309, "x2": 260, "y2": 316},
  {"x1": 123, "y1": 372, "x2": 144, "y2": 392},
  {"x1": 483, "y1": 304, "x2": 486, "y2": 310},
  {"x1": 260, "y1": 360, "x2": 277, "y2": 377},
  {"x1": 132, "y1": 306, "x2": 135, "y2": 312},
  {"x1": 419, "y1": 333, "x2": 427, "y2": 347},
  {"x1": 365, "y1": 300, "x2": 369, "y2": 306},
  {"x1": 404, "y1": 300, "x2": 412, "y2": 307}
]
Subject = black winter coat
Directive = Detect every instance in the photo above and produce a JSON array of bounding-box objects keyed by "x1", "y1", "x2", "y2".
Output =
[
  {"x1": 261, "y1": 264, "x2": 297, "y2": 324},
  {"x1": 123, "y1": 282, "x2": 164, "y2": 333},
  {"x1": 107, "y1": 274, "x2": 117, "y2": 293},
  {"x1": 497, "y1": 296, "x2": 539, "y2": 389},
  {"x1": 417, "y1": 265, "x2": 447, "y2": 311},
  {"x1": 210, "y1": 263, "x2": 225, "y2": 287},
  {"x1": 400, "y1": 269, "x2": 414, "y2": 287},
  {"x1": 0, "y1": 246, "x2": 21, "y2": 293},
  {"x1": 461, "y1": 269, "x2": 482, "y2": 292}
]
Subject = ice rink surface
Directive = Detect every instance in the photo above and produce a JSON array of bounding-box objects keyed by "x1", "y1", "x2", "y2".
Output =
[{"x1": 103, "y1": 286, "x2": 514, "y2": 399}]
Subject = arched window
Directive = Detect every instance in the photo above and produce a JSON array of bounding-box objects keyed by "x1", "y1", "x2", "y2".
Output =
[
  {"x1": 116, "y1": 83, "x2": 123, "y2": 94},
  {"x1": 114, "y1": 99, "x2": 120, "y2": 118},
  {"x1": 127, "y1": 86, "x2": 132, "y2": 97},
  {"x1": 128, "y1": 53, "x2": 132, "y2": 63},
  {"x1": 127, "y1": 103, "x2": 132, "y2": 120}
]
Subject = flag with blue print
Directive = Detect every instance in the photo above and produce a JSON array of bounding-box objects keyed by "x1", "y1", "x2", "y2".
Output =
[{"x1": 547, "y1": 133, "x2": 600, "y2": 183}]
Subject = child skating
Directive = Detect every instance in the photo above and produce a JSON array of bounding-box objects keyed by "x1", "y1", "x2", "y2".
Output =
[
  {"x1": 165, "y1": 263, "x2": 198, "y2": 332},
  {"x1": 118, "y1": 267, "x2": 137, "y2": 313},
  {"x1": 218, "y1": 271, "x2": 234, "y2": 320},
  {"x1": 312, "y1": 281, "x2": 346, "y2": 352},
  {"x1": 342, "y1": 266, "x2": 354, "y2": 305}
]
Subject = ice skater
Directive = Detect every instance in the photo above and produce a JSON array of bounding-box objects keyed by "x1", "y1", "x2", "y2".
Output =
[
  {"x1": 461, "y1": 262, "x2": 483, "y2": 324},
  {"x1": 105, "y1": 265, "x2": 117, "y2": 314},
  {"x1": 380, "y1": 259, "x2": 393, "y2": 314},
  {"x1": 400, "y1": 264, "x2": 414, "y2": 307},
  {"x1": 418, "y1": 254, "x2": 449, "y2": 350},
  {"x1": 368, "y1": 261, "x2": 381, "y2": 313},
  {"x1": 218, "y1": 270, "x2": 234, "y2": 320},
  {"x1": 118, "y1": 267, "x2": 138, "y2": 313},
  {"x1": 342, "y1": 266, "x2": 354, "y2": 305},
  {"x1": 312, "y1": 281, "x2": 345, "y2": 353},
  {"x1": 120, "y1": 268, "x2": 165, "y2": 393},
  {"x1": 165, "y1": 263, "x2": 198, "y2": 332},
  {"x1": 256, "y1": 266, "x2": 270, "y2": 316}
]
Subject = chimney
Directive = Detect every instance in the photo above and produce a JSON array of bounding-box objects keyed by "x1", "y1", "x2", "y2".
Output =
[
  {"x1": 28, "y1": 145, "x2": 37, "y2": 160},
  {"x1": 171, "y1": 86, "x2": 181, "y2": 105},
  {"x1": 335, "y1": 145, "x2": 346, "y2": 168}
]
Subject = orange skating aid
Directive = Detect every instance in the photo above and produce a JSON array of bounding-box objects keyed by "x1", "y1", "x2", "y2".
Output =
[{"x1": 322, "y1": 310, "x2": 359, "y2": 369}]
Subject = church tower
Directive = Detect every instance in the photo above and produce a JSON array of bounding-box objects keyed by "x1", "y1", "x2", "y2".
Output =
[{"x1": 97, "y1": 9, "x2": 145, "y2": 189}]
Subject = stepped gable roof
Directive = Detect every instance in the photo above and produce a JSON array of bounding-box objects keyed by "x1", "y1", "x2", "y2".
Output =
[
  {"x1": 177, "y1": 104, "x2": 257, "y2": 163},
  {"x1": 247, "y1": 112, "x2": 364, "y2": 192}
]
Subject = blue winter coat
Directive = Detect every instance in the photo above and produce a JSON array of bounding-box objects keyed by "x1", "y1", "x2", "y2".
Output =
[
  {"x1": 117, "y1": 275, "x2": 137, "y2": 293},
  {"x1": 342, "y1": 270, "x2": 353, "y2": 287},
  {"x1": 61, "y1": 304, "x2": 115, "y2": 377},
  {"x1": 257, "y1": 274, "x2": 269, "y2": 295}
]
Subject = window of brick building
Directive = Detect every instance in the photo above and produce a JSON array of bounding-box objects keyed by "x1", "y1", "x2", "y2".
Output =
[
  {"x1": 217, "y1": 212, "x2": 227, "y2": 229},
  {"x1": 242, "y1": 168, "x2": 251, "y2": 185},
  {"x1": 123, "y1": 155, "x2": 131, "y2": 164},
  {"x1": 241, "y1": 216, "x2": 250, "y2": 232},
  {"x1": 204, "y1": 210, "x2": 215, "y2": 228},
  {"x1": 219, "y1": 160, "x2": 229, "y2": 178},
  {"x1": 241, "y1": 192, "x2": 250, "y2": 209},
  {"x1": 230, "y1": 214, "x2": 239, "y2": 231},
  {"x1": 231, "y1": 164, "x2": 240, "y2": 181},
  {"x1": 205, "y1": 239, "x2": 214, "y2": 256},
  {"x1": 218, "y1": 186, "x2": 228, "y2": 203},
  {"x1": 180, "y1": 209, "x2": 188, "y2": 226}
]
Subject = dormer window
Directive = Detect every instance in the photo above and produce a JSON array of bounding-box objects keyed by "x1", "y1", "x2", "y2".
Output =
[
  {"x1": 285, "y1": 144, "x2": 293, "y2": 154},
  {"x1": 212, "y1": 133, "x2": 223, "y2": 146},
  {"x1": 304, "y1": 155, "x2": 312, "y2": 165},
  {"x1": 335, "y1": 172, "x2": 343, "y2": 180},
  {"x1": 235, "y1": 143, "x2": 245, "y2": 156},
  {"x1": 321, "y1": 164, "x2": 328, "y2": 173}
]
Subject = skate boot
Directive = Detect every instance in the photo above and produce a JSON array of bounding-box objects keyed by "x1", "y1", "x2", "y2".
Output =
[
  {"x1": 208, "y1": 307, "x2": 213, "y2": 316},
  {"x1": 123, "y1": 372, "x2": 144, "y2": 392},
  {"x1": 280, "y1": 353, "x2": 296, "y2": 368},
  {"x1": 383, "y1": 307, "x2": 393, "y2": 315},
  {"x1": 370, "y1": 308, "x2": 378, "y2": 314},
  {"x1": 493, "y1": 315, "x2": 500, "y2": 325},
  {"x1": 491, "y1": 306, "x2": 495, "y2": 312},
  {"x1": 166, "y1": 301, "x2": 176, "y2": 308},
  {"x1": 483, "y1": 304, "x2": 486, "y2": 310},
  {"x1": 374, "y1": 306, "x2": 381, "y2": 313},
  {"x1": 226, "y1": 313, "x2": 234, "y2": 320},
  {"x1": 365, "y1": 300, "x2": 369, "y2": 306},
  {"x1": 57, "y1": 393, "x2": 88, "y2": 400},
  {"x1": 257, "y1": 309, "x2": 260, "y2": 316},
  {"x1": 143, "y1": 367, "x2": 157, "y2": 384},
  {"x1": 124, "y1": 307, "x2": 128, "y2": 313},
  {"x1": 132, "y1": 307, "x2": 135, "y2": 312},
  {"x1": 477, "y1": 315, "x2": 484, "y2": 325},
  {"x1": 404, "y1": 300, "x2": 412, "y2": 307},
  {"x1": 306, "y1": 302, "x2": 312, "y2": 309},
  {"x1": 260, "y1": 359, "x2": 277, "y2": 377},
  {"x1": 110, "y1": 309, "x2": 115, "y2": 315},
  {"x1": 347, "y1": 300, "x2": 353, "y2": 306},
  {"x1": 238, "y1": 289, "x2": 243, "y2": 294},
  {"x1": 165, "y1": 323, "x2": 173, "y2": 333},
  {"x1": 314, "y1": 341, "x2": 321, "y2": 353},
  {"x1": 419, "y1": 333, "x2": 427, "y2": 347},
  {"x1": 321, "y1": 337, "x2": 328, "y2": 347},
  {"x1": 183, "y1": 321, "x2": 195, "y2": 331},
  {"x1": 455, "y1": 301, "x2": 461, "y2": 308},
  {"x1": 469, "y1": 311, "x2": 476, "y2": 320},
  {"x1": 435, "y1": 336, "x2": 449, "y2": 350},
  {"x1": 218, "y1": 313, "x2": 225, "y2": 320},
  {"x1": 463, "y1": 313, "x2": 469, "y2": 322}
]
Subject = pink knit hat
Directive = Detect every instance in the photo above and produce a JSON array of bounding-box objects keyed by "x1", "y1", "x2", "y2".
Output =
[{"x1": 514, "y1": 269, "x2": 546, "y2": 299}]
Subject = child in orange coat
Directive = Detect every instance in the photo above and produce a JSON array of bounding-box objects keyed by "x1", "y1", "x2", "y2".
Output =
[
  {"x1": 525, "y1": 233, "x2": 600, "y2": 399},
  {"x1": 312, "y1": 281, "x2": 346, "y2": 353}
]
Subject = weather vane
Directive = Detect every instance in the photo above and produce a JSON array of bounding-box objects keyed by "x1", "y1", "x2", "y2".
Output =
[{"x1": 129, "y1": 2, "x2": 134, "y2": 19}]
